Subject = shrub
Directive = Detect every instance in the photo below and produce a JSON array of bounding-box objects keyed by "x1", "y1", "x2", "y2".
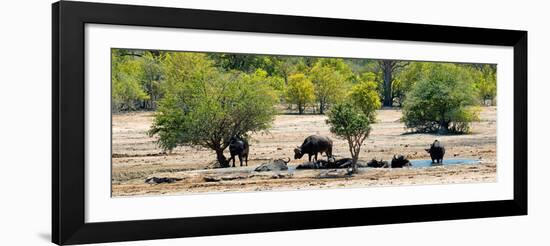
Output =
[{"x1": 402, "y1": 63, "x2": 480, "y2": 134}]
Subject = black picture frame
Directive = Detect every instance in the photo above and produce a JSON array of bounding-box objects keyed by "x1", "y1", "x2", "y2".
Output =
[{"x1": 52, "y1": 1, "x2": 527, "y2": 245}]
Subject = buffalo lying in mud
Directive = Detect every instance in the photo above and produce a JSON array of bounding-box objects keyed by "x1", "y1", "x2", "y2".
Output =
[
  {"x1": 255, "y1": 158, "x2": 290, "y2": 172},
  {"x1": 390, "y1": 155, "x2": 412, "y2": 168},
  {"x1": 229, "y1": 136, "x2": 249, "y2": 167},
  {"x1": 294, "y1": 135, "x2": 333, "y2": 162},
  {"x1": 296, "y1": 158, "x2": 369, "y2": 169},
  {"x1": 425, "y1": 140, "x2": 445, "y2": 164},
  {"x1": 366, "y1": 159, "x2": 389, "y2": 168},
  {"x1": 145, "y1": 177, "x2": 182, "y2": 184}
]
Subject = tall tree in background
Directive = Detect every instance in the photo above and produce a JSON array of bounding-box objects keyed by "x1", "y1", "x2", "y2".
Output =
[
  {"x1": 349, "y1": 78, "x2": 381, "y2": 121},
  {"x1": 140, "y1": 51, "x2": 165, "y2": 110},
  {"x1": 471, "y1": 64, "x2": 497, "y2": 105},
  {"x1": 270, "y1": 56, "x2": 310, "y2": 84},
  {"x1": 377, "y1": 60, "x2": 409, "y2": 107},
  {"x1": 285, "y1": 73, "x2": 316, "y2": 114},
  {"x1": 111, "y1": 50, "x2": 149, "y2": 111},
  {"x1": 394, "y1": 62, "x2": 426, "y2": 106},
  {"x1": 310, "y1": 58, "x2": 353, "y2": 114}
]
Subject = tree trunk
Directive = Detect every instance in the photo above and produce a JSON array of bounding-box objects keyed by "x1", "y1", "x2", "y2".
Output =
[
  {"x1": 351, "y1": 154, "x2": 359, "y2": 173},
  {"x1": 438, "y1": 121, "x2": 450, "y2": 134},
  {"x1": 319, "y1": 99, "x2": 325, "y2": 114},
  {"x1": 215, "y1": 149, "x2": 229, "y2": 168},
  {"x1": 298, "y1": 102, "x2": 303, "y2": 114},
  {"x1": 383, "y1": 63, "x2": 393, "y2": 107}
]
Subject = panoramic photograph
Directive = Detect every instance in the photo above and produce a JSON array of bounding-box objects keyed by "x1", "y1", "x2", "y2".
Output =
[{"x1": 111, "y1": 48, "x2": 497, "y2": 197}]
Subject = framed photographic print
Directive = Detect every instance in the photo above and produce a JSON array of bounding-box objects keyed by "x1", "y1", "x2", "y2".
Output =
[{"x1": 52, "y1": 1, "x2": 527, "y2": 245}]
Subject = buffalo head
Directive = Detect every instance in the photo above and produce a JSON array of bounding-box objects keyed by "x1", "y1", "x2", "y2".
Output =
[{"x1": 294, "y1": 147, "x2": 304, "y2": 159}]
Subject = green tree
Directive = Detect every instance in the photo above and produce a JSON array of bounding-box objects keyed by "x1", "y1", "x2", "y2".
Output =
[
  {"x1": 402, "y1": 63, "x2": 480, "y2": 134},
  {"x1": 111, "y1": 50, "x2": 149, "y2": 111},
  {"x1": 394, "y1": 62, "x2": 426, "y2": 106},
  {"x1": 249, "y1": 69, "x2": 285, "y2": 98},
  {"x1": 269, "y1": 56, "x2": 309, "y2": 84},
  {"x1": 349, "y1": 79, "x2": 381, "y2": 121},
  {"x1": 472, "y1": 64, "x2": 497, "y2": 105},
  {"x1": 309, "y1": 58, "x2": 353, "y2": 114},
  {"x1": 377, "y1": 60, "x2": 409, "y2": 107},
  {"x1": 149, "y1": 56, "x2": 278, "y2": 167},
  {"x1": 326, "y1": 102, "x2": 374, "y2": 173},
  {"x1": 285, "y1": 73, "x2": 316, "y2": 114},
  {"x1": 140, "y1": 51, "x2": 165, "y2": 109},
  {"x1": 160, "y1": 52, "x2": 217, "y2": 98}
]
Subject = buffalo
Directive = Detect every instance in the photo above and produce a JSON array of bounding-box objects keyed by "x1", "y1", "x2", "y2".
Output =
[
  {"x1": 229, "y1": 136, "x2": 249, "y2": 167},
  {"x1": 425, "y1": 140, "x2": 445, "y2": 164},
  {"x1": 390, "y1": 155, "x2": 412, "y2": 168},
  {"x1": 294, "y1": 135, "x2": 333, "y2": 162},
  {"x1": 367, "y1": 158, "x2": 389, "y2": 168}
]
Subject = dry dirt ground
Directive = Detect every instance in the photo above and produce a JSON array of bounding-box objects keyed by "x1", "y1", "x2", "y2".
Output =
[{"x1": 112, "y1": 107, "x2": 497, "y2": 197}]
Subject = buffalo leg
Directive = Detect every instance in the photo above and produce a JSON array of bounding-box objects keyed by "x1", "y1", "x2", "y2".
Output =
[
  {"x1": 245, "y1": 154, "x2": 248, "y2": 166},
  {"x1": 238, "y1": 155, "x2": 243, "y2": 167},
  {"x1": 231, "y1": 155, "x2": 236, "y2": 167}
]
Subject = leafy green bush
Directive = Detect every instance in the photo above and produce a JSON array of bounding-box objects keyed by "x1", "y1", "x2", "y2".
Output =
[{"x1": 402, "y1": 63, "x2": 480, "y2": 134}]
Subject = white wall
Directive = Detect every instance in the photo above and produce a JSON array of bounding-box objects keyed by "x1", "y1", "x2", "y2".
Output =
[{"x1": 0, "y1": 0, "x2": 546, "y2": 245}]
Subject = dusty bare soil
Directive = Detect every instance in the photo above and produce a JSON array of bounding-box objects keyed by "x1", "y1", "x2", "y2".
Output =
[{"x1": 112, "y1": 107, "x2": 497, "y2": 197}]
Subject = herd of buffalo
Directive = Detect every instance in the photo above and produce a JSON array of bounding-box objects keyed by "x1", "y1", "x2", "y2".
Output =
[{"x1": 228, "y1": 134, "x2": 446, "y2": 169}]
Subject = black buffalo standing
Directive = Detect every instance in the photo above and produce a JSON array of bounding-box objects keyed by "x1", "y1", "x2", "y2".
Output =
[
  {"x1": 229, "y1": 136, "x2": 249, "y2": 167},
  {"x1": 425, "y1": 140, "x2": 445, "y2": 164},
  {"x1": 294, "y1": 135, "x2": 333, "y2": 162}
]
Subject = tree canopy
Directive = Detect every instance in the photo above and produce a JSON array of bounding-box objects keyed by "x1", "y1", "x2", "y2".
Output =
[
  {"x1": 402, "y1": 63, "x2": 480, "y2": 134},
  {"x1": 309, "y1": 58, "x2": 354, "y2": 114},
  {"x1": 349, "y1": 77, "x2": 381, "y2": 121},
  {"x1": 148, "y1": 53, "x2": 278, "y2": 167},
  {"x1": 285, "y1": 73, "x2": 316, "y2": 114},
  {"x1": 326, "y1": 102, "x2": 374, "y2": 173}
]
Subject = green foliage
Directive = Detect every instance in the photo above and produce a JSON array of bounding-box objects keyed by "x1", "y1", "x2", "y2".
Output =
[
  {"x1": 140, "y1": 51, "x2": 165, "y2": 109},
  {"x1": 208, "y1": 53, "x2": 279, "y2": 75},
  {"x1": 269, "y1": 56, "x2": 311, "y2": 83},
  {"x1": 285, "y1": 73, "x2": 316, "y2": 114},
  {"x1": 309, "y1": 58, "x2": 353, "y2": 114},
  {"x1": 326, "y1": 102, "x2": 374, "y2": 172},
  {"x1": 249, "y1": 69, "x2": 285, "y2": 96},
  {"x1": 149, "y1": 56, "x2": 278, "y2": 167},
  {"x1": 472, "y1": 64, "x2": 497, "y2": 105},
  {"x1": 402, "y1": 63, "x2": 480, "y2": 134},
  {"x1": 111, "y1": 50, "x2": 149, "y2": 111},
  {"x1": 160, "y1": 52, "x2": 216, "y2": 98},
  {"x1": 394, "y1": 62, "x2": 426, "y2": 105},
  {"x1": 349, "y1": 79, "x2": 381, "y2": 121}
]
